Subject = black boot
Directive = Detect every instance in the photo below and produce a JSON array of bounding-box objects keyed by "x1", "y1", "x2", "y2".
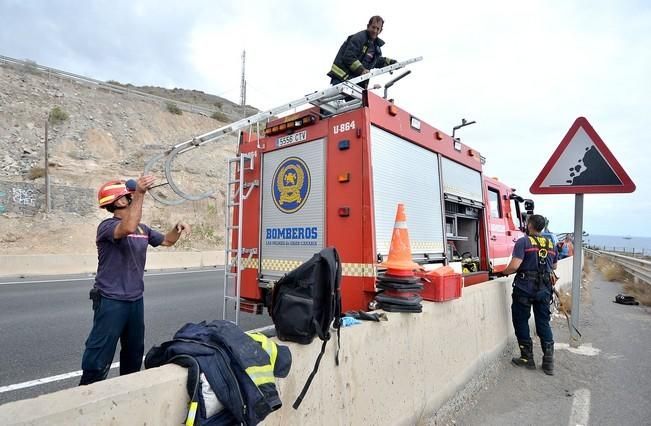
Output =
[
  {"x1": 542, "y1": 341, "x2": 554, "y2": 376},
  {"x1": 512, "y1": 340, "x2": 536, "y2": 369}
]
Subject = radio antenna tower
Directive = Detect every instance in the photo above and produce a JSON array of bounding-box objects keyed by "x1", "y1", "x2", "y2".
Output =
[{"x1": 240, "y1": 50, "x2": 247, "y2": 117}]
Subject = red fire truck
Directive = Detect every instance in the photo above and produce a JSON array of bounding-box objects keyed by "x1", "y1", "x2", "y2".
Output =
[
  {"x1": 144, "y1": 58, "x2": 532, "y2": 322},
  {"x1": 221, "y1": 71, "x2": 531, "y2": 317}
]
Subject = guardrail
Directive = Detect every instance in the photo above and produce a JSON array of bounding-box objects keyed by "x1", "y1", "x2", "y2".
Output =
[
  {"x1": 0, "y1": 54, "x2": 231, "y2": 118},
  {"x1": 585, "y1": 248, "x2": 651, "y2": 285},
  {"x1": 586, "y1": 245, "x2": 650, "y2": 258}
]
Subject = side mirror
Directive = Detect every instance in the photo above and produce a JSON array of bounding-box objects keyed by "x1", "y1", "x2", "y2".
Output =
[{"x1": 509, "y1": 193, "x2": 524, "y2": 203}]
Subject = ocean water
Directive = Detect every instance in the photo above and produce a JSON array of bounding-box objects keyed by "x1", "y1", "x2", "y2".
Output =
[{"x1": 584, "y1": 234, "x2": 651, "y2": 253}]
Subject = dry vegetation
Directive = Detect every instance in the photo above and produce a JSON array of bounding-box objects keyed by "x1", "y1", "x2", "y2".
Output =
[
  {"x1": 557, "y1": 290, "x2": 573, "y2": 314},
  {"x1": 594, "y1": 256, "x2": 627, "y2": 281},
  {"x1": 211, "y1": 111, "x2": 230, "y2": 122},
  {"x1": 592, "y1": 256, "x2": 651, "y2": 306},
  {"x1": 621, "y1": 281, "x2": 651, "y2": 306},
  {"x1": 165, "y1": 102, "x2": 183, "y2": 115},
  {"x1": 552, "y1": 260, "x2": 595, "y2": 315},
  {"x1": 28, "y1": 166, "x2": 45, "y2": 180},
  {"x1": 48, "y1": 105, "x2": 69, "y2": 124}
]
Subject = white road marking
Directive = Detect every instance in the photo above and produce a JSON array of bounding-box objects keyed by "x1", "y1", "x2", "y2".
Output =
[
  {"x1": 0, "y1": 267, "x2": 234, "y2": 395},
  {"x1": 0, "y1": 362, "x2": 120, "y2": 394},
  {"x1": 568, "y1": 388, "x2": 591, "y2": 426},
  {"x1": 604, "y1": 354, "x2": 624, "y2": 360},
  {"x1": 0, "y1": 268, "x2": 224, "y2": 286},
  {"x1": 0, "y1": 323, "x2": 264, "y2": 395},
  {"x1": 555, "y1": 343, "x2": 601, "y2": 356}
]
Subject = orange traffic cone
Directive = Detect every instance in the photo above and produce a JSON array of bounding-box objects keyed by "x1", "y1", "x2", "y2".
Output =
[{"x1": 379, "y1": 203, "x2": 419, "y2": 276}]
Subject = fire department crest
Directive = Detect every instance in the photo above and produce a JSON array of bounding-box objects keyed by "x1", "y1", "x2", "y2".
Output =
[{"x1": 272, "y1": 157, "x2": 311, "y2": 213}]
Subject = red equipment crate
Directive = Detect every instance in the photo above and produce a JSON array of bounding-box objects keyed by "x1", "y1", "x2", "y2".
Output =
[{"x1": 419, "y1": 266, "x2": 463, "y2": 302}]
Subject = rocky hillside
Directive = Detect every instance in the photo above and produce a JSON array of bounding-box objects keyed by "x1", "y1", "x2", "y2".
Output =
[{"x1": 0, "y1": 61, "x2": 254, "y2": 255}]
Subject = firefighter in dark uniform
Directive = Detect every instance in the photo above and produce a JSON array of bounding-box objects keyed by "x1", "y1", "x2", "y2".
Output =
[
  {"x1": 327, "y1": 15, "x2": 397, "y2": 89},
  {"x1": 79, "y1": 176, "x2": 190, "y2": 385},
  {"x1": 500, "y1": 214, "x2": 558, "y2": 375}
]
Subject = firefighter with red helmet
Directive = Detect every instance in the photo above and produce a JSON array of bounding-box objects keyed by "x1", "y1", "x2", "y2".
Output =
[{"x1": 79, "y1": 176, "x2": 190, "y2": 385}]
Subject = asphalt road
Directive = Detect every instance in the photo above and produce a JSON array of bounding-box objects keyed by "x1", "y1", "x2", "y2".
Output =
[
  {"x1": 450, "y1": 267, "x2": 651, "y2": 425},
  {"x1": 0, "y1": 268, "x2": 272, "y2": 405}
]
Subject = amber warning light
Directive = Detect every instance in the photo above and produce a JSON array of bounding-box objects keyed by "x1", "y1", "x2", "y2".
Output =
[{"x1": 265, "y1": 113, "x2": 317, "y2": 136}]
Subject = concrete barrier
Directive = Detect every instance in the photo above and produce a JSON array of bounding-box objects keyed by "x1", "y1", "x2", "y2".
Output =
[
  {"x1": 0, "y1": 366, "x2": 189, "y2": 425},
  {"x1": 555, "y1": 254, "x2": 580, "y2": 294},
  {"x1": 0, "y1": 251, "x2": 225, "y2": 277},
  {"x1": 0, "y1": 259, "x2": 573, "y2": 425}
]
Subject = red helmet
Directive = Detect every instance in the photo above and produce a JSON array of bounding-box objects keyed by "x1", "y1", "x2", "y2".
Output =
[{"x1": 97, "y1": 180, "x2": 133, "y2": 208}]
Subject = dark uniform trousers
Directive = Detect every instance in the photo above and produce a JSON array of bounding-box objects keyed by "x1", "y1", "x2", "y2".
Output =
[
  {"x1": 79, "y1": 296, "x2": 144, "y2": 385},
  {"x1": 511, "y1": 284, "x2": 554, "y2": 343}
]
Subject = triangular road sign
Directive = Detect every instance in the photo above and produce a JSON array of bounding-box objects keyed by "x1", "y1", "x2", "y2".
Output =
[{"x1": 530, "y1": 117, "x2": 635, "y2": 194}]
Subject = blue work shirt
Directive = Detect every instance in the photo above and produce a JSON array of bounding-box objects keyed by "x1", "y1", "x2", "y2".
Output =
[
  {"x1": 511, "y1": 235, "x2": 557, "y2": 295},
  {"x1": 94, "y1": 217, "x2": 165, "y2": 301}
]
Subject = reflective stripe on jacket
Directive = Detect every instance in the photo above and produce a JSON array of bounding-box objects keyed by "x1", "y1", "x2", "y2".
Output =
[
  {"x1": 327, "y1": 29, "x2": 395, "y2": 81},
  {"x1": 246, "y1": 331, "x2": 291, "y2": 382},
  {"x1": 145, "y1": 321, "x2": 292, "y2": 426}
]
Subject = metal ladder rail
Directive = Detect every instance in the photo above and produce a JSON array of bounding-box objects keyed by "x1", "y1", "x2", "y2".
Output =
[
  {"x1": 222, "y1": 156, "x2": 237, "y2": 322},
  {"x1": 223, "y1": 156, "x2": 244, "y2": 323},
  {"x1": 234, "y1": 154, "x2": 246, "y2": 325},
  {"x1": 223, "y1": 153, "x2": 257, "y2": 324},
  {"x1": 166, "y1": 57, "x2": 421, "y2": 155},
  {"x1": 223, "y1": 156, "x2": 244, "y2": 324},
  {"x1": 144, "y1": 57, "x2": 422, "y2": 203}
]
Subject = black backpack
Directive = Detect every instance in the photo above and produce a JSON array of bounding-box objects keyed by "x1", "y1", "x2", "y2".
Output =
[
  {"x1": 270, "y1": 247, "x2": 342, "y2": 409},
  {"x1": 614, "y1": 294, "x2": 639, "y2": 305}
]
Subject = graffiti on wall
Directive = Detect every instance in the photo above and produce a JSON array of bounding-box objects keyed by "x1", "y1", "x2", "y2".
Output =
[
  {"x1": 11, "y1": 187, "x2": 37, "y2": 207},
  {"x1": 0, "y1": 182, "x2": 41, "y2": 214},
  {"x1": 0, "y1": 180, "x2": 94, "y2": 215}
]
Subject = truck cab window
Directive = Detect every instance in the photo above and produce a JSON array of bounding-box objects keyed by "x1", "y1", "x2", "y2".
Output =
[{"x1": 488, "y1": 188, "x2": 501, "y2": 218}]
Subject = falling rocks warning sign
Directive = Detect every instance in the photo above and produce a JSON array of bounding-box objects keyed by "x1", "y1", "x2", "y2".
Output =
[{"x1": 530, "y1": 117, "x2": 635, "y2": 194}]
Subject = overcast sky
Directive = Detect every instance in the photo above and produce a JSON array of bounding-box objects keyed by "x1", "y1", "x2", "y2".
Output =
[{"x1": 1, "y1": 0, "x2": 649, "y2": 237}]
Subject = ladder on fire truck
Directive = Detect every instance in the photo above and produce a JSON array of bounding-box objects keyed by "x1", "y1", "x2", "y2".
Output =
[
  {"x1": 223, "y1": 146, "x2": 258, "y2": 325},
  {"x1": 142, "y1": 57, "x2": 422, "y2": 324},
  {"x1": 144, "y1": 56, "x2": 422, "y2": 205}
]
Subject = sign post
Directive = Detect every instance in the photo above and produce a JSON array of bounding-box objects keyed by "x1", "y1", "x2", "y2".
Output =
[
  {"x1": 531, "y1": 117, "x2": 635, "y2": 347},
  {"x1": 570, "y1": 194, "x2": 583, "y2": 346}
]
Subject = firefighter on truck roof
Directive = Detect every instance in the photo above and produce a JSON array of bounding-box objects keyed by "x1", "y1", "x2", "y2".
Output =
[{"x1": 327, "y1": 15, "x2": 397, "y2": 89}]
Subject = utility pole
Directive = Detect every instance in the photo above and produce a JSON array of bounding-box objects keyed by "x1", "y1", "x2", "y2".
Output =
[
  {"x1": 240, "y1": 50, "x2": 247, "y2": 117},
  {"x1": 44, "y1": 120, "x2": 51, "y2": 212}
]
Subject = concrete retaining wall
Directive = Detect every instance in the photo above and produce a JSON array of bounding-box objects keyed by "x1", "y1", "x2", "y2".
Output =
[
  {"x1": 0, "y1": 251, "x2": 225, "y2": 277},
  {"x1": 0, "y1": 259, "x2": 573, "y2": 425}
]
